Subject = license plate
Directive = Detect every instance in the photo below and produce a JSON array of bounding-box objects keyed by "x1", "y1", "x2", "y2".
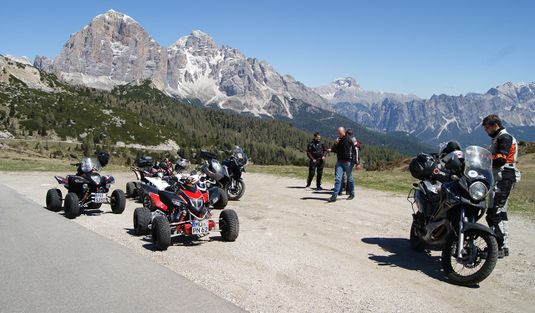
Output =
[
  {"x1": 191, "y1": 220, "x2": 209, "y2": 235},
  {"x1": 92, "y1": 193, "x2": 107, "y2": 203}
]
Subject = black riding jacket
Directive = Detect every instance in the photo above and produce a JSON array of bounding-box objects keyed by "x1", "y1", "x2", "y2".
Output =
[
  {"x1": 331, "y1": 135, "x2": 353, "y2": 162},
  {"x1": 307, "y1": 140, "x2": 326, "y2": 161}
]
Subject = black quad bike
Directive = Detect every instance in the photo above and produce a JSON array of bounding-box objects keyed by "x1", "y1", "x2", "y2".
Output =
[
  {"x1": 133, "y1": 174, "x2": 238, "y2": 251},
  {"x1": 407, "y1": 146, "x2": 498, "y2": 286},
  {"x1": 46, "y1": 153, "x2": 126, "y2": 219},
  {"x1": 221, "y1": 146, "x2": 247, "y2": 200}
]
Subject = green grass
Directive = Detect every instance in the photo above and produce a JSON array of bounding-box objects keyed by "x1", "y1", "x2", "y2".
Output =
[{"x1": 0, "y1": 156, "x2": 130, "y2": 173}]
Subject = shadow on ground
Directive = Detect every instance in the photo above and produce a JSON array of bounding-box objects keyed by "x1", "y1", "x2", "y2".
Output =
[{"x1": 361, "y1": 237, "x2": 447, "y2": 283}]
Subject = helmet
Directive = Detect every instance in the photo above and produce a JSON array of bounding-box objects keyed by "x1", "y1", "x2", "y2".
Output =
[
  {"x1": 96, "y1": 151, "x2": 110, "y2": 167},
  {"x1": 440, "y1": 141, "x2": 462, "y2": 157},
  {"x1": 175, "y1": 158, "x2": 190, "y2": 172},
  {"x1": 409, "y1": 153, "x2": 437, "y2": 180}
]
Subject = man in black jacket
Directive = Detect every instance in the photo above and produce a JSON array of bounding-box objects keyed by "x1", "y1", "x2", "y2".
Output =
[
  {"x1": 482, "y1": 114, "x2": 519, "y2": 258},
  {"x1": 328, "y1": 127, "x2": 355, "y2": 202},
  {"x1": 306, "y1": 132, "x2": 326, "y2": 189}
]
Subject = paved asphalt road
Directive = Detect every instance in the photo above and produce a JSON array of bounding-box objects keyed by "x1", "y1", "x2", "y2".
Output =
[{"x1": 0, "y1": 184, "x2": 245, "y2": 313}]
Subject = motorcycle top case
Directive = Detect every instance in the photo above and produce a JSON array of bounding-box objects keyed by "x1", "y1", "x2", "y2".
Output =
[
  {"x1": 136, "y1": 156, "x2": 154, "y2": 168},
  {"x1": 409, "y1": 153, "x2": 438, "y2": 180}
]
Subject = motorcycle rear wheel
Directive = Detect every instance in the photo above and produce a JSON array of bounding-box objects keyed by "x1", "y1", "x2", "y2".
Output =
[
  {"x1": 442, "y1": 229, "x2": 498, "y2": 286},
  {"x1": 409, "y1": 221, "x2": 425, "y2": 252}
]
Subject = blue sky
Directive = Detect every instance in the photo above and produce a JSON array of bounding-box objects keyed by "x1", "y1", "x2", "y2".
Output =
[{"x1": 1, "y1": 0, "x2": 533, "y2": 97}]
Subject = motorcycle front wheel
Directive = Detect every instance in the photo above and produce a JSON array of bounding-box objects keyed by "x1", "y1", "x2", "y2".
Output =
[
  {"x1": 442, "y1": 229, "x2": 498, "y2": 286},
  {"x1": 227, "y1": 178, "x2": 245, "y2": 201}
]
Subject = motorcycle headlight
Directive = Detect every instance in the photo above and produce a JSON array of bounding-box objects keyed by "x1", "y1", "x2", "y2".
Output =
[
  {"x1": 469, "y1": 181, "x2": 488, "y2": 201},
  {"x1": 82, "y1": 183, "x2": 89, "y2": 190}
]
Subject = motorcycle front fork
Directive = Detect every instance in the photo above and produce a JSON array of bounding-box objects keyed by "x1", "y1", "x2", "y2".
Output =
[{"x1": 457, "y1": 208, "x2": 465, "y2": 259}]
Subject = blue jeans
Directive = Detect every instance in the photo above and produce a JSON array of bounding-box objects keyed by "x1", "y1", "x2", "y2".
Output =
[{"x1": 333, "y1": 161, "x2": 354, "y2": 196}]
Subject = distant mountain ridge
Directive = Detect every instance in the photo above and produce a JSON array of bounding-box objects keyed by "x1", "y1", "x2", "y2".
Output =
[{"x1": 318, "y1": 78, "x2": 535, "y2": 144}]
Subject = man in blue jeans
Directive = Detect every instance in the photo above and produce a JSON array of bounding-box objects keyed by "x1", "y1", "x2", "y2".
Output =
[{"x1": 328, "y1": 127, "x2": 355, "y2": 202}]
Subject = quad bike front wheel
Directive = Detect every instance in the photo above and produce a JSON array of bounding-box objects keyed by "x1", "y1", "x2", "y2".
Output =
[
  {"x1": 219, "y1": 209, "x2": 239, "y2": 242},
  {"x1": 133, "y1": 207, "x2": 151, "y2": 236},
  {"x1": 442, "y1": 229, "x2": 498, "y2": 286},
  {"x1": 64, "y1": 193, "x2": 80, "y2": 219},
  {"x1": 110, "y1": 189, "x2": 126, "y2": 214},
  {"x1": 152, "y1": 215, "x2": 171, "y2": 250},
  {"x1": 46, "y1": 188, "x2": 62, "y2": 212}
]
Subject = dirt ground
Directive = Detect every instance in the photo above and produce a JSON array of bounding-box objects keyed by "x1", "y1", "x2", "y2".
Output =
[{"x1": 1, "y1": 171, "x2": 534, "y2": 313}]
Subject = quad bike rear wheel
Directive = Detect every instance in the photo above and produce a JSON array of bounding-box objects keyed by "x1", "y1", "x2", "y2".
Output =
[
  {"x1": 126, "y1": 182, "x2": 136, "y2": 198},
  {"x1": 219, "y1": 209, "x2": 239, "y2": 242},
  {"x1": 46, "y1": 188, "x2": 62, "y2": 212},
  {"x1": 64, "y1": 193, "x2": 80, "y2": 219},
  {"x1": 110, "y1": 189, "x2": 126, "y2": 214},
  {"x1": 142, "y1": 194, "x2": 154, "y2": 211},
  {"x1": 152, "y1": 215, "x2": 171, "y2": 250},
  {"x1": 133, "y1": 207, "x2": 151, "y2": 236}
]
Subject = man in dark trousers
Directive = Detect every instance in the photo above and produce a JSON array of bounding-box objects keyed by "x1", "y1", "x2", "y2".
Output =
[
  {"x1": 328, "y1": 127, "x2": 355, "y2": 202},
  {"x1": 306, "y1": 132, "x2": 327, "y2": 189},
  {"x1": 482, "y1": 114, "x2": 519, "y2": 258},
  {"x1": 339, "y1": 128, "x2": 361, "y2": 195}
]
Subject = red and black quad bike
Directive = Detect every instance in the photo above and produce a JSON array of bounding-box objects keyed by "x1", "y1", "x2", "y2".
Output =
[
  {"x1": 133, "y1": 175, "x2": 239, "y2": 251},
  {"x1": 139, "y1": 172, "x2": 228, "y2": 212},
  {"x1": 45, "y1": 153, "x2": 126, "y2": 219}
]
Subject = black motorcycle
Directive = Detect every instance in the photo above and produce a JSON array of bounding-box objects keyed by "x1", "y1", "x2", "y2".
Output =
[
  {"x1": 408, "y1": 146, "x2": 498, "y2": 286},
  {"x1": 46, "y1": 153, "x2": 126, "y2": 219},
  {"x1": 222, "y1": 146, "x2": 247, "y2": 200}
]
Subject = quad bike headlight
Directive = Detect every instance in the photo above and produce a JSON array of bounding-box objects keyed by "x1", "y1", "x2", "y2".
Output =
[
  {"x1": 469, "y1": 181, "x2": 487, "y2": 201},
  {"x1": 91, "y1": 175, "x2": 101, "y2": 185},
  {"x1": 82, "y1": 183, "x2": 89, "y2": 190}
]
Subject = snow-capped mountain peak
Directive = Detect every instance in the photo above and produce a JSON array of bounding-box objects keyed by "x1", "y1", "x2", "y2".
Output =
[
  {"x1": 333, "y1": 77, "x2": 361, "y2": 90},
  {"x1": 34, "y1": 10, "x2": 328, "y2": 117}
]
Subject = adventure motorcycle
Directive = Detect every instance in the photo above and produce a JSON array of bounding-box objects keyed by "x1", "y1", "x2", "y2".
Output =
[
  {"x1": 222, "y1": 146, "x2": 247, "y2": 200},
  {"x1": 46, "y1": 153, "x2": 125, "y2": 219},
  {"x1": 407, "y1": 146, "x2": 498, "y2": 286},
  {"x1": 132, "y1": 174, "x2": 239, "y2": 250}
]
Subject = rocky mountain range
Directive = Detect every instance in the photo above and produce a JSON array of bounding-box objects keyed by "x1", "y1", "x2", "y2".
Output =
[
  {"x1": 34, "y1": 10, "x2": 328, "y2": 118},
  {"x1": 320, "y1": 78, "x2": 535, "y2": 144},
  {"x1": 8, "y1": 9, "x2": 535, "y2": 145}
]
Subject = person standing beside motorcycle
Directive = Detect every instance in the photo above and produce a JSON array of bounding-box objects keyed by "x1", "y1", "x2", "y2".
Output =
[
  {"x1": 328, "y1": 127, "x2": 355, "y2": 202},
  {"x1": 482, "y1": 114, "x2": 519, "y2": 258},
  {"x1": 306, "y1": 132, "x2": 327, "y2": 190}
]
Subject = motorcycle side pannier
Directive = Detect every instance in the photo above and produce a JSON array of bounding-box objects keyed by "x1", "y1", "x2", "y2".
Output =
[
  {"x1": 136, "y1": 156, "x2": 154, "y2": 168},
  {"x1": 409, "y1": 153, "x2": 437, "y2": 180}
]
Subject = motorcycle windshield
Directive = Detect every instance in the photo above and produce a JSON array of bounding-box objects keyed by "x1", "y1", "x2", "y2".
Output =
[
  {"x1": 233, "y1": 146, "x2": 247, "y2": 165},
  {"x1": 463, "y1": 146, "x2": 494, "y2": 186},
  {"x1": 80, "y1": 157, "x2": 102, "y2": 173}
]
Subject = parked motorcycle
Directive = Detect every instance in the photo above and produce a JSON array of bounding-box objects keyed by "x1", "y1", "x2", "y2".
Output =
[
  {"x1": 407, "y1": 146, "x2": 498, "y2": 286},
  {"x1": 46, "y1": 152, "x2": 125, "y2": 219},
  {"x1": 222, "y1": 146, "x2": 247, "y2": 200}
]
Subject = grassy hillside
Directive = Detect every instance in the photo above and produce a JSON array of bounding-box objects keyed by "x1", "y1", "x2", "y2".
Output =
[{"x1": 0, "y1": 65, "x2": 414, "y2": 168}]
